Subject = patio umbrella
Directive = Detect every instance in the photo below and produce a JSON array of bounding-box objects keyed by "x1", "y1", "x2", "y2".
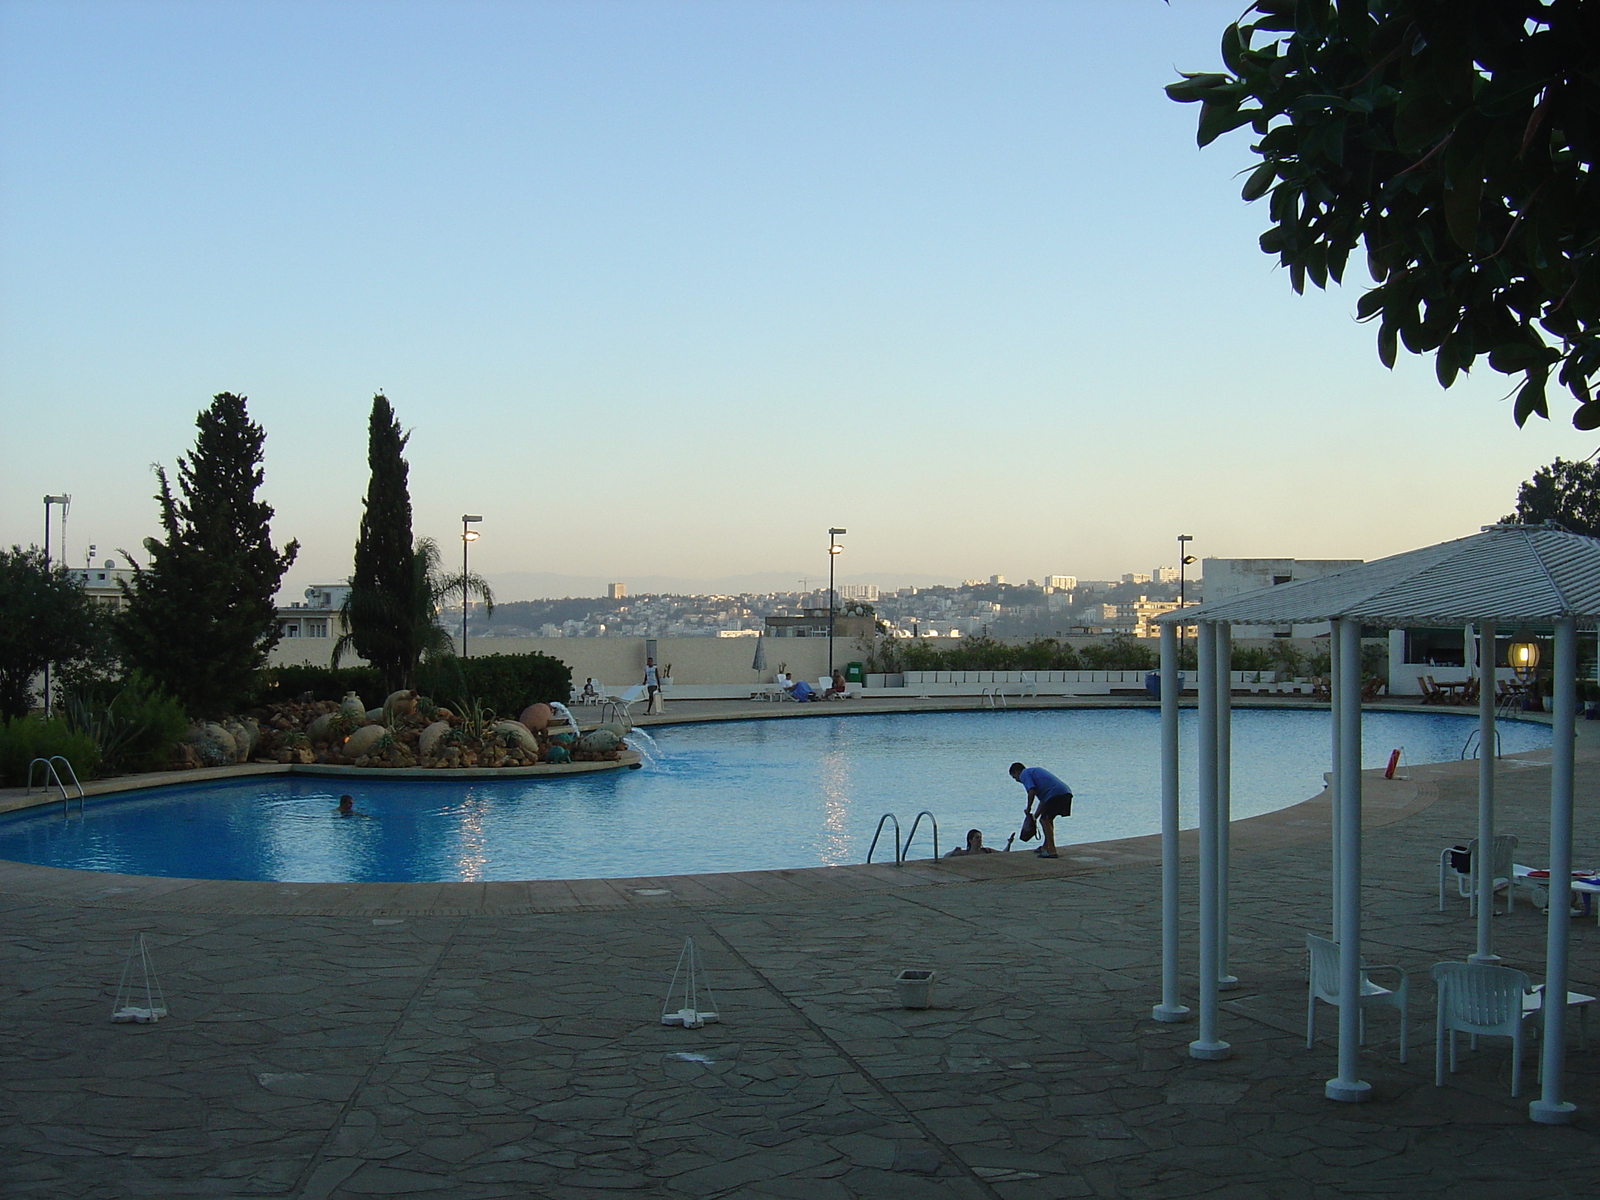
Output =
[{"x1": 751, "y1": 635, "x2": 767, "y2": 674}]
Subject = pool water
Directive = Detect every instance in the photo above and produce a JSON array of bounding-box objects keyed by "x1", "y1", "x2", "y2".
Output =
[{"x1": 0, "y1": 709, "x2": 1549, "y2": 883}]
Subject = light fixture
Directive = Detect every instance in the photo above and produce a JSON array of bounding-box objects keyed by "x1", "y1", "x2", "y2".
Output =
[{"x1": 1508, "y1": 627, "x2": 1541, "y2": 681}]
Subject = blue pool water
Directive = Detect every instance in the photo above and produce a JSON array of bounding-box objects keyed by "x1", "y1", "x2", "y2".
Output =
[{"x1": 0, "y1": 709, "x2": 1549, "y2": 883}]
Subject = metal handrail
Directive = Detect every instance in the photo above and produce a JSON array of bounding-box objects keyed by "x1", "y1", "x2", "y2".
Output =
[
  {"x1": 28, "y1": 756, "x2": 84, "y2": 815},
  {"x1": 1461, "y1": 728, "x2": 1502, "y2": 761},
  {"x1": 982, "y1": 687, "x2": 1008, "y2": 709},
  {"x1": 866, "y1": 813, "x2": 903, "y2": 865},
  {"x1": 902, "y1": 810, "x2": 939, "y2": 861}
]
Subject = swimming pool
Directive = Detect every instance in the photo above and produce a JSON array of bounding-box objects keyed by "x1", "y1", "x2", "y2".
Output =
[{"x1": 0, "y1": 708, "x2": 1549, "y2": 883}]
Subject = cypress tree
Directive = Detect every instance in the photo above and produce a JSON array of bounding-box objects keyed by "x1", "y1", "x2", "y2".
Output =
[
  {"x1": 119, "y1": 393, "x2": 299, "y2": 718},
  {"x1": 344, "y1": 395, "x2": 419, "y2": 691}
]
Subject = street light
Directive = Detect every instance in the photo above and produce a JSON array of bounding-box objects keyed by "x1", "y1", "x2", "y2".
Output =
[
  {"x1": 827, "y1": 528, "x2": 847, "y2": 676},
  {"x1": 1508, "y1": 627, "x2": 1541, "y2": 682},
  {"x1": 1177, "y1": 535, "x2": 1197, "y2": 664},
  {"x1": 461, "y1": 515, "x2": 482, "y2": 659}
]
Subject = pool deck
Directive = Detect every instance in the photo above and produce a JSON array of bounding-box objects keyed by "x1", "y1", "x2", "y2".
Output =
[{"x1": 3, "y1": 699, "x2": 1598, "y2": 1198}]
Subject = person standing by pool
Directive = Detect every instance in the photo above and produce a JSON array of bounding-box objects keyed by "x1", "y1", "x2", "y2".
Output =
[
  {"x1": 1010, "y1": 761, "x2": 1071, "y2": 859},
  {"x1": 643, "y1": 658, "x2": 662, "y2": 714}
]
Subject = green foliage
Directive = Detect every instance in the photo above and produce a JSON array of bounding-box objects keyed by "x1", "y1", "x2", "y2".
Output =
[
  {"x1": 254, "y1": 664, "x2": 387, "y2": 710},
  {"x1": 339, "y1": 395, "x2": 494, "y2": 691},
  {"x1": 416, "y1": 652, "x2": 572, "y2": 717},
  {"x1": 1503, "y1": 457, "x2": 1600, "y2": 536},
  {"x1": 60, "y1": 674, "x2": 188, "y2": 776},
  {"x1": 1078, "y1": 636, "x2": 1156, "y2": 671},
  {"x1": 871, "y1": 636, "x2": 1084, "y2": 674},
  {"x1": 118, "y1": 393, "x2": 299, "y2": 718},
  {"x1": 1361, "y1": 641, "x2": 1389, "y2": 684},
  {"x1": 1172, "y1": 2, "x2": 1600, "y2": 427},
  {"x1": 345, "y1": 394, "x2": 418, "y2": 691},
  {"x1": 0, "y1": 715, "x2": 98, "y2": 787},
  {"x1": 0, "y1": 546, "x2": 103, "y2": 720}
]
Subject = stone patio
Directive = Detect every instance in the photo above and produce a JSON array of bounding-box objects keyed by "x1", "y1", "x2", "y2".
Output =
[{"x1": 2, "y1": 703, "x2": 1599, "y2": 1198}]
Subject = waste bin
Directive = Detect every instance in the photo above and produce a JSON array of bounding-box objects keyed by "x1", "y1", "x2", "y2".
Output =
[{"x1": 845, "y1": 662, "x2": 865, "y2": 684}]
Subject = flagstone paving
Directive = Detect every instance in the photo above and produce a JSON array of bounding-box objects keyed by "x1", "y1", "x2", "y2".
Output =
[{"x1": 2, "y1": 707, "x2": 1600, "y2": 1197}]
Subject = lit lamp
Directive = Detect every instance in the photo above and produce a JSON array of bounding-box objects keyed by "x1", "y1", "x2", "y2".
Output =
[
  {"x1": 1508, "y1": 627, "x2": 1541, "y2": 682},
  {"x1": 827, "y1": 527, "x2": 846, "y2": 677},
  {"x1": 461, "y1": 514, "x2": 483, "y2": 658}
]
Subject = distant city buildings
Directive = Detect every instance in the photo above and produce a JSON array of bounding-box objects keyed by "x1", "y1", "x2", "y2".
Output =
[
  {"x1": 837, "y1": 584, "x2": 879, "y2": 602},
  {"x1": 607, "y1": 582, "x2": 626, "y2": 599}
]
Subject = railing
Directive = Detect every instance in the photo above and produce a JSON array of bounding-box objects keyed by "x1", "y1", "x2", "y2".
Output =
[
  {"x1": 1461, "y1": 728, "x2": 1502, "y2": 761},
  {"x1": 981, "y1": 687, "x2": 1008, "y2": 709},
  {"x1": 28, "y1": 756, "x2": 85, "y2": 815},
  {"x1": 865, "y1": 813, "x2": 903, "y2": 865},
  {"x1": 902, "y1": 810, "x2": 939, "y2": 861}
]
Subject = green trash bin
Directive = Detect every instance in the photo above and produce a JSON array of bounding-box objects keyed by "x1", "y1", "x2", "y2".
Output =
[{"x1": 845, "y1": 661, "x2": 865, "y2": 684}]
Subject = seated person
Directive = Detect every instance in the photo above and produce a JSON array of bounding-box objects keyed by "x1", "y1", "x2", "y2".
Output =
[
  {"x1": 944, "y1": 829, "x2": 996, "y2": 857},
  {"x1": 580, "y1": 678, "x2": 600, "y2": 703},
  {"x1": 787, "y1": 678, "x2": 818, "y2": 701},
  {"x1": 830, "y1": 670, "x2": 848, "y2": 695}
]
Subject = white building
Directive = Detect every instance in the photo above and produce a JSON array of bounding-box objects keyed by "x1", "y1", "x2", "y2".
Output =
[
  {"x1": 274, "y1": 584, "x2": 350, "y2": 646},
  {"x1": 837, "y1": 584, "x2": 879, "y2": 602},
  {"x1": 66, "y1": 560, "x2": 137, "y2": 609},
  {"x1": 1045, "y1": 575, "x2": 1076, "y2": 590},
  {"x1": 1153, "y1": 566, "x2": 1180, "y2": 584}
]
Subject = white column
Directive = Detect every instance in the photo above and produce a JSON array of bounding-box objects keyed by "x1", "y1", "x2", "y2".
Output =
[
  {"x1": 1326, "y1": 617, "x2": 1372, "y2": 1102},
  {"x1": 1330, "y1": 620, "x2": 1344, "y2": 940},
  {"x1": 1216, "y1": 623, "x2": 1237, "y2": 989},
  {"x1": 1154, "y1": 622, "x2": 1189, "y2": 1022},
  {"x1": 1470, "y1": 620, "x2": 1500, "y2": 965},
  {"x1": 1189, "y1": 622, "x2": 1230, "y2": 1059},
  {"x1": 1531, "y1": 616, "x2": 1578, "y2": 1124}
]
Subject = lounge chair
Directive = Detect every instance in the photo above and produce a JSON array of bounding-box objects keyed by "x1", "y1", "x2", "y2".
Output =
[{"x1": 1439, "y1": 834, "x2": 1518, "y2": 914}]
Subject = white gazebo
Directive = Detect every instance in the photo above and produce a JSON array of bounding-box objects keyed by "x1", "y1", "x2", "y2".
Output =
[{"x1": 1151, "y1": 524, "x2": 1600, "y2": 1124}]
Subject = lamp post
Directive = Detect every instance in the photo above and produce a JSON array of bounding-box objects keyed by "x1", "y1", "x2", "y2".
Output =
[
  {"x1": 1177, "y1": 534, "x2": 1196, "y2": 663},
  {"x1": 461, "y1": 514, "x2": 482, "y2": 658},
  {"x1": 41, "y1": 495, "x2": 70, "y2": 714},
  {"x1": 827, "y1": 528, "x2": 847, "y2": 676}
]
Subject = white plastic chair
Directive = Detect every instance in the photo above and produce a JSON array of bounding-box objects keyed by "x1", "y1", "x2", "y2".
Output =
[
  {"x1": 1433, "y1": 962, "x2": 1536, "y2": 1096},
  {"x1": 1438, "y1": 834, "x2": 1518, "y2": 914},
  {"x1": 1305, "y1": 934, "x2": 1410, "y2": 1063}
]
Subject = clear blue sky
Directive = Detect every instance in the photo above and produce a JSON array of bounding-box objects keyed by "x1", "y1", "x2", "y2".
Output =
[{"x1": 0, "y1": 0, "x2": 1586, "y2": 598}]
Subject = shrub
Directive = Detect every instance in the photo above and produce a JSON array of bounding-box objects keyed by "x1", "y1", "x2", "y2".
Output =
[
  {"x1": 61, "y1": 673, "x2": 190, "y2": 776},
  {"x1": 0, "y1": 716, "x2": 98, "y2": 787},
  {"x1": 417, "y1": 652, "x2": 572, "y2": 716},
  {"x1": 1078, "y1": 635, "x2": 1156, "y2": 671}
]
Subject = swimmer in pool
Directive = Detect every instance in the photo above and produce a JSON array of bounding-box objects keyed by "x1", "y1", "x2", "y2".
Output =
[{"x1": 335, "y1": 795, "x2": 369, "y2": 817}]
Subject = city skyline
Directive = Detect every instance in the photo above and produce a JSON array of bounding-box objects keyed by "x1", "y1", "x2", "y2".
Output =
[{"x1": 2, "y1": 1, "x2": 1587, "y2": 598}]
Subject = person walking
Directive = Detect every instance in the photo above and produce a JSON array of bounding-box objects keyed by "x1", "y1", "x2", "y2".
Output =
[
  {"x1": 643, "y1": 658, "x2": 662, "y2": 715},
  {"x1": 1009, "y1": 761, "x2": 1071, "y2": 858}
]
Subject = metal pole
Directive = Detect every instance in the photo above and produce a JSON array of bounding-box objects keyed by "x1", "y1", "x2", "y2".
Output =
[
  {"x1": 1216, "y1": 623, "x2": 1235, "y2": 989},
  {"x1": 1154, "y1": 621, "x2": 1189, "y2": 1022},
  {"x1": 1330, "y1": 620, "x2": 1343, "y2": 941},
  {"x1": 1471, "y1": 620, "x2": 1499, "y2": 965},
  {"x1": 1531, "y1": 616, "x2": 1578, "y2": 1124},
  {"x1": 828, "y1": 534, "x2": 836, "y2": 678},
  {"x1": 42, "y1": 498, "x2": 51, "y2": 715},
  {"x1": 1326, "y1": 617, "x2": 1371, "y2": 1101},
  {"x1": 1189, "y1": 622, "x2": 1229, "y2": 1059},
  {"x1": 462, "y1": 518, "x2": 470, "y2": 659}
]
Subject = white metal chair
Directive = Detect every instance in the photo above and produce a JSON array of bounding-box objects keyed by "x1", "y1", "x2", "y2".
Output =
[
  {"x1": 1433, "y1": 962, "x2": 1536, "y2": 1097},
  {"x1": 1305, "y1": 934, "x2": 1410, "y2": 1063},
  {"x1": 1438, "y1": 834, "x2": 1518, "y2": 914}
]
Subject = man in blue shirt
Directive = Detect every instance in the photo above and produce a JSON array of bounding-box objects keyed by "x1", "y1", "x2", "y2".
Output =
[{"x1": 1010, "y1": 761, "x2": 1072, "y2": 859}]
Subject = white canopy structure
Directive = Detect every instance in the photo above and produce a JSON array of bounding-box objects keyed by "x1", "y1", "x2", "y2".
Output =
[{"x1": 1152, "y1": 524, "x2": 1600, "y2": 1124}]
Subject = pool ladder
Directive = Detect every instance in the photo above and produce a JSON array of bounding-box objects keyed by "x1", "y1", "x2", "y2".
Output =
[
  {"x1": 28, "y1": 756, "x2": 84, "y2": 816},
  {"x1": 865, "y1": 810, "x2": 939, "y2": 865},
  {"x1": 1461, "y1": 728, "x2": 1502, "y2": 760},
  {"x1": 981, "y1": 687, "x2": 1009, "y2": 709}
]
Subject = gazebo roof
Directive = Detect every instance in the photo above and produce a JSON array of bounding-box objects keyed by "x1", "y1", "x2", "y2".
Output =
[{"x1": 1158, "y1": 524, "x2": 1600, "y2": 628}]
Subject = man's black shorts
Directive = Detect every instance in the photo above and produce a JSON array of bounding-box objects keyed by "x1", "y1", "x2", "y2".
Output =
[{"x1": 1037, "y1": 794, "x2": 1073, "y2": 821}]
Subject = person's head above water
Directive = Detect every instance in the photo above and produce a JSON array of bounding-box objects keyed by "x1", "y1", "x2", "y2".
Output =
[
  {"x1": 336, "y1": 795, "x2": 354, "y2": 814},
  {"x1": 1009, "y1": 762, "x2": 1026, "y2": 779},
  {"x1": 965, "y1": 828, "x2": 984, "y2": 850}
]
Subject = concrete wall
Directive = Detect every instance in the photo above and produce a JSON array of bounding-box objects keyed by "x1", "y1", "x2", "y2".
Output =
[{"x1": 267, "y1": 633, "x2": 870, "y2": 689}]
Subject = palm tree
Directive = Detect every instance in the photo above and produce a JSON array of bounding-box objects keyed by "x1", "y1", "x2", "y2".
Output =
[{"x1": 332, "y1": 537, "x2": 493, "y2": 689}]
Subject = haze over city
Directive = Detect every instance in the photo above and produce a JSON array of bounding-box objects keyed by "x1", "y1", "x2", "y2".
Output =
[{"x1": 1, "y1": 0, "x2": 1587, "y2": 600}]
